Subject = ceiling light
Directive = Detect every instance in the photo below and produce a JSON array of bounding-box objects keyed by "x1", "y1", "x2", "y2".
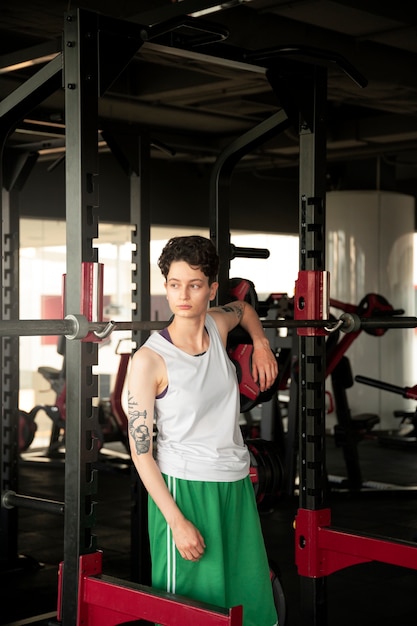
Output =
[
  {"x1": 0, "y1": 54, "x2": 59, "y2": 75},
  {"x1": 188, "y1": 0, "x2": 253, "y2": 18}
]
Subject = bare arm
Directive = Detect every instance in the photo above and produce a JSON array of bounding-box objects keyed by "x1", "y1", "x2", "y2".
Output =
[
  {"x1": 127, "y1": 347, "x2": 205, "y2": 561},
  {"x1": 209, "y1": 300, "x2": 278, "y2": 391}
]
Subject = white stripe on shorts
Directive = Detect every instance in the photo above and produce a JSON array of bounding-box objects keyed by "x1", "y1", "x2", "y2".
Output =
[{"x1": 166, "y1": 475, "x2": 177, "y2": 594}]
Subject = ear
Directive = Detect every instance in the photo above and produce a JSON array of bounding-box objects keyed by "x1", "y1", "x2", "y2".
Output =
[{"x1": 209, "y1": 281, "x2": 219, "y2": 301}]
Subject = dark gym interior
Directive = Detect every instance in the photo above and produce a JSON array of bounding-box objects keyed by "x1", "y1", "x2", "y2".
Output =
[{"x1": 2, "y1": 2, "x2": 417, "y2": 626}]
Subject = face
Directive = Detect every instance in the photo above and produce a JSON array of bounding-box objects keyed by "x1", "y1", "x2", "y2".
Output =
[{"x1": 165, "y1": 261, "x2": 218, "y2": 318}]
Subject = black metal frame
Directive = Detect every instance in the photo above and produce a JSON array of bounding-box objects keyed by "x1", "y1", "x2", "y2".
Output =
[
  {"x1": 102, "y1": 127, "x2": 153, "y2": 582},
  {"x1": 209, "y1": 108, "x2": 291, "y2": 305},
  {"x1": 209, "y1": 59, "x2": 329, "y2": 624},
  {"x1": 297, "y1": 65, "x2": 329, "y2": 625},
  {"x1": 62, "y1": 12, "x2": 101, "y2": 620},
  {"x1": 0, "y1": 47, "x2": 62, "y2": 574}
]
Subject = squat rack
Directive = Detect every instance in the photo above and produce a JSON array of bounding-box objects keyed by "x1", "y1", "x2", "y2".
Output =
[{"x1": 2, "y1": 5, "x2": 417, "y2": 626}]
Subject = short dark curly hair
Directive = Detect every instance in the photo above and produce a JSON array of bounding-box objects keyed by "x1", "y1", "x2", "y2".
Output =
[{"x1": 158, "y1": 235, "x2": 219, "y2": 285}]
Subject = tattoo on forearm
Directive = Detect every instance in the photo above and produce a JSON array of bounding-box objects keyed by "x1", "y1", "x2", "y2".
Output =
[
  {"x1": 221, "y1": 302, "x2": 244, "y2": 320},
  {"x1": 128, "y1": 392, "x2": 147, "y2": 422},
  {"x1": 131, "y1": 423, "x2": 151, "y2": 455},
  {"x1": 128, "y1": 392, "x2": 150, "y2": 455}
]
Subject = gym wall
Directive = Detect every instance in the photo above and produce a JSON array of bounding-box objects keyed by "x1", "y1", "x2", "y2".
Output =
[{"x1": 326, "y1": 190, "x2": 416, "y2": 430}]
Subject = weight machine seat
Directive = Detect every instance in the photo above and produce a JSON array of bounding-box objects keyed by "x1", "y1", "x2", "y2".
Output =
[
  {"x1": 331, "y1": 355, "x2": 380, "y2": 436},
  {"x1": 38, "y1": 366, "x2": 63, "y2": 380},
  {"x1": 351, "y1": 413, "x2": 380, "y2": 432}
]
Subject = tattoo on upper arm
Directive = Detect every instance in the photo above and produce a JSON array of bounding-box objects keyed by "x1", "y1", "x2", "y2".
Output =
[
  {"x1": 221, "y1": 302, "x2": 244, "y2": 321},
  {"x1": 128, "y1": 392, "x2": 150, "y2": 455}
]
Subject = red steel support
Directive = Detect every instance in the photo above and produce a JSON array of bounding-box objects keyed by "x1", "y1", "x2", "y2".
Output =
[
  {"x1": 58, "y1": 552, "x2": 243, "y2": 626},
  {"x1": 295, "y1": 508, "x2": 417, "y2": 578},
  {"x1": 294, "y1": 270, "x2": 329, "y2": 337}
]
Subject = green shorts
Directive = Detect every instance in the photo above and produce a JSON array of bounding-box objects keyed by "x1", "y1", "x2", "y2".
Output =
[{"x1": 148, "y1": 475, "x2": 278, "y2": 626}]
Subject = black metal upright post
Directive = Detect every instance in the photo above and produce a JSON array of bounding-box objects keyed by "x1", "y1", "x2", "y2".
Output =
[
  {"x1": 297, "y1": 65, "x2": 328, "y2": 625},
  {"x1": 0, "y1": 186, "x2": 20, "y2": 570},
  {"x1": 62, "y1": 10, "x2": 100, "y2": 624},
  {"x1": 100, "y1": 127, "x2": 153, "y2": 584},
  {"x1": 128, "y1": 135, "x2": 152, "y2": 584}
]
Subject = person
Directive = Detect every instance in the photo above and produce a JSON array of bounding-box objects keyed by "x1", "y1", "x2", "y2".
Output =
[{"x1": 127, "y1": 235, "x2": 279, "y2": 626}]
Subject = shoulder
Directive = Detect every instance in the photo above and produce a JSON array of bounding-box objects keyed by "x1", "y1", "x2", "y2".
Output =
[
  {"x1": 128, "y1": 345, "x2": 168, "y2": 400},
  {"x1": 130, "y1": 343, "x2": 166, "y2": 380},
  {"x1": 129, "y1": 344, "x2": 168, "y2": 397}
]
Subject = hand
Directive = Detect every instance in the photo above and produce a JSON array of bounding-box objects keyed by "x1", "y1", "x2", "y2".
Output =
[
  {"x1": 252, "y1": 341, "x2": 278, "y2": 392},
  {"x1": 171, "y1": 517, "x2": 206, "y2": 562}
]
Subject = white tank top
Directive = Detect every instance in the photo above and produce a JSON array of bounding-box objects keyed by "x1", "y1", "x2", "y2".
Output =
[{"x1": 143, "y1": 315, "x2": 250, "y2": 482}]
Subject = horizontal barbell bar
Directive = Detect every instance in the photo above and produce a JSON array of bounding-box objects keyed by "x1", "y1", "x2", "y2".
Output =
[
  {"x1": 0, "y1": 315, "x2": 169, "y2": 338},
  {"x1": 0, "y1": 313, "x2": 416, "y2": 338},
  {"x1": 1, "y1": 490, "x2": 65, "y2": 516},
  {"x1": 263, "y1": 314, "x2": 417, "y2": 332}
]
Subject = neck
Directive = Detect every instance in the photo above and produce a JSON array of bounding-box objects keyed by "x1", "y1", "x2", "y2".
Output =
[{"x1": 168, "y1": 316, "x2": 209, "y2": 355}]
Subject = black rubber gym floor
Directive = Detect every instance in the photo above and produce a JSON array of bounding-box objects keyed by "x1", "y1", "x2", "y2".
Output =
[{"x1": 2, "y1": 436, "x2": 417, "y2": 626}]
